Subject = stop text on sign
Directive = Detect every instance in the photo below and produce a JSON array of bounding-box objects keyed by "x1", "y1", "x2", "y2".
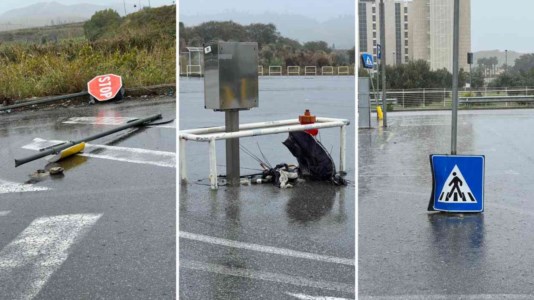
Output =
[{"x1": 87, "y1": 74, "x2": 122, "y2": 101}]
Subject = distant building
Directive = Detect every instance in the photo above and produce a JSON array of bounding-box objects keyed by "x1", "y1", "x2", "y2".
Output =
[
  {"x1": 358, "y1": 0, "x2": 410, "y2": 66},
  {"x1": 408, "y1": 0, "x2": 471, "y2": 71},
  {"x1": 358, "y1": 0, "x2": 471, "y2": 72}
]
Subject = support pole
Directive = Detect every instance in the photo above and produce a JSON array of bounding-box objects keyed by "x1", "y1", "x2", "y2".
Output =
[
  {"x1": 451, "y1": 0, "x2": 460, "y2": 154},
  {"x1": 340, "y1": 125, "x2": 346, "y2": 173},
  {"x1": 180, "y1": 139, "x2": 187, "y2": 183},
  {"x1": 225, "y1": 110, "x2": 240, "y2": 186},
  {"x1": 380, "y1": 0, "x2": 387, "y2": 127},
  {"x1": 209, "y1": 139, "x2": 218, "y2": 190}
]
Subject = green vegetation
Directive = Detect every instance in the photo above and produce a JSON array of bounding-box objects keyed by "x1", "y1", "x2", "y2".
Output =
[
  {"x1": 179, "y1": 21, "x2": 355, "y2": 70},
  {"x1": 0, "y1": 5, "x2": 175, "y2": 101}
]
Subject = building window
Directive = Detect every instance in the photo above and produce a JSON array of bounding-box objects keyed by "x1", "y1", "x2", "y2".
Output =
[
  {"x1": 405, "y1": 56, "x2": 409, "y2": 62},
  {"x1": 404, "y1": 15, "x2": 408, "y2": 22},
  {"x1": 405, "y1": 32, "x2": 408, "y2": 38},
  {"x1": 372, "y1": 7, "x2": 376, "y2": 13},
  {"x1": 373, "y1": 48, "x2": 377, "y2": 54},
  {"x1": 404, "y1": 7, "x2": 408, "y2": 13},
  {"x1": 373, "y1": 23, "x2": 376, "y2": 30},
  {"x1": 404, "y1": 23, "x2": 408, "y2": 30},
  {"x1": 373, "y1": 32, "x2": 376, "y2": 38},
  {"x1": 405, "y1": 40, "x2": 408, "y2": 46},
  {"x1": 372, "y1": 15, "x2": 376, "y2": 22},
  {"x1": 405, "y1": 48, "x2": 408, "y2": 54},
  {"x1": 373, "y1": 40, "x2": 377, "y2": 46}
]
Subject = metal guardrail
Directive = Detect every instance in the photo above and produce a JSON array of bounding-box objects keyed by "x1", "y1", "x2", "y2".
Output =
[
  {"x1": 460, "y1": 95, "x2": 534, "y2": 103},
  {"x1": 179, "y1": 117, "x2": 350, "y2": 189}
]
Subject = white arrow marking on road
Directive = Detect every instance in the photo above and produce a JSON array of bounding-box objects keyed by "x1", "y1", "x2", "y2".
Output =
[
  {"x1": 63, "y1": 117, "x2": 175, "y2": 128},
  {"x1": 0, "y1": 213, "x2": 101, "y2": 300},
  {"x1": 0, "y1": 211, "x2": 11, "y2": 216},
  {"x1": 0, "y1": 179, "x2": 49, "y2": 194},
  {"x1": 180, "y1": 231, "x2": 354, "y2": 266},
  {"x1": 286, "y1": 292, "x2": 353, "y2": 299},
  {"x1": 181, "y1": 259, "x2": 354, "y2": 294},
  {"x1": 23, "y1": 138, "x2": 175, "y2": 168}
]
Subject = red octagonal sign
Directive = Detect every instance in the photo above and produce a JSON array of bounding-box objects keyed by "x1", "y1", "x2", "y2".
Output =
[{"x1": 87, "y1": 74, "x2": 123, "y2": 101}]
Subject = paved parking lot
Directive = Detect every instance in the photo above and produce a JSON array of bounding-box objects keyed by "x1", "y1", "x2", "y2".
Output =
[
  {"x1": 0, "y1": 98, "x2": 176, "y2": 299},
  {"x1": 360, "y1": 110, "x2": 534, "y2": 299}
]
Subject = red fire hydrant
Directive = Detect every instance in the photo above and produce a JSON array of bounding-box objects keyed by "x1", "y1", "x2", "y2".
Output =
[{"x1": 299, "y1": 109, "x2": 318, "y2": 136}]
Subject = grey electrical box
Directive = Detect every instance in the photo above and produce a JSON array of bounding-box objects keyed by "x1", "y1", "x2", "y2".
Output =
[{"x1": 203, "y1": 41, "x2": 259, "y2": 110}]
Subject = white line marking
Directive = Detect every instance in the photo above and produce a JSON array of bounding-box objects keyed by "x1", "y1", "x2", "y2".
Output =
[
  {"x1": 0, "y1": 213, "x2": 101, "y2": 300},
  {"x1": 286, "y1": 292, "x2": 352, "y2": 299},
  {"x1": 181, "y1": 259, "x2": 354, "y2": 294},
  {"x1": 0, "y1": 179, "x2": 49, "y2": 194},
  {"x1": 359, "y1": 294, "x2": 534, "y2": 300},
  {"x1": 179, "y1": 231, "x2": 354, "y2": 266},
  {"x1": 0, "y1": 211, "x2": 11, "y2": 216},
  {"x1": 63, "y1": 117, "x2": 175, "y2": 128},
  {"x1": 22, "y1": 138, "x2": 175, "y2": 168}
]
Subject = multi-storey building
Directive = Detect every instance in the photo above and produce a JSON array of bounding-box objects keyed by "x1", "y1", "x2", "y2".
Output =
[
  {"x1": 358, "y1": 0, "x2": 471, "y2": 72},
  {"x1": 358, "y1": 0, "x2": 410, "y2": 65}
]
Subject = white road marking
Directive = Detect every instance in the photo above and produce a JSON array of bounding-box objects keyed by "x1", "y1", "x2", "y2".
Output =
[
  {"x1": 0, "y1": 179, "x2": 49, "y2": 194},
  {"x1": 0, "y1": 211, "x2": 11, "y2": 216},
  {"x1": 179, "y1": 231, "x2": 354, "y2": 266},
  {"x1": 22, "y1": 138, "x2": 175, "y2": 168},
  {"x1": 62, "y1": 117, "x2": 175, "y2": 128},
  {"x1": 181, "y1": 259, "x2": 354, "y2": 294},
  {"x1": 0, "y1": 213, "x2": 101, "y2": 300},
  {"x1": 359, "y1": 294, "x2": 534, "y2": 300},
  {"x1": 286, "y1": 292, "x2": 352, "y2": 299}
]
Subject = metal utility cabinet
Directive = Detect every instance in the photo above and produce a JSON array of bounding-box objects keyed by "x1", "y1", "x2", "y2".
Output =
[
  {"x1": 203, "y1": 41, "x2": 259, "y2": 186},
  {"x1": 203, "y1": 41, "x2": 259, "y2": 110}
]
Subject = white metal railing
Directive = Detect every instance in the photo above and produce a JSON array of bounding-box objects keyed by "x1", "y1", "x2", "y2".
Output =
[
  {"x1": 304, "y1": 66, "x2": 317, "y2": 76},
  {"x1": 287, "y1": 66, "x2": 300, "y2": 76},
  {"x1": 258, "y1": 65, "x2": 263, "y2": 76},
  {"x1": 368, "y1": 87, "x2": 534, "y2": 110},
  {"x1": 269, "y1": 66, "x2": 282, "y2": 76},
  {"x1": 322, "y1": 66, "x2": 334, "y2": 75},
  {"x1": 338, "y1": 66, "x2": 350, "y2": 75},
  {"x1": 186, "y1": 65, "x2": 202, "y2": 76},
  {"x1": 179, "y1": 117, "x2": 350, "y2": 189}
]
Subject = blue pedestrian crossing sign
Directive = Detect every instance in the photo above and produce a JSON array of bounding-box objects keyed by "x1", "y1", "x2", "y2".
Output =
[
  {"x1": 361, "y1": 53, "x2": 374, "y2": 69},
  {"x1": 429, "y1": 154, "x2": 485, "y2": 212}
]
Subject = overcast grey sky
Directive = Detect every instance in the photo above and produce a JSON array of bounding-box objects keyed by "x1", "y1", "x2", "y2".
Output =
[
  {"x1": 179, "y1": 0, "x2": 354, "y2": 22},
  {"x1": 472, "y1": 0, "x2": 534, "y2": 52},
  {"x1": 0, "y1": 0, "x2": 173, "y2": 15}
]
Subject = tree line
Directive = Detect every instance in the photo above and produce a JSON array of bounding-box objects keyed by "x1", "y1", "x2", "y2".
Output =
[{"x1": 179, "y1": 21, "x2": 355, "y2": 68}]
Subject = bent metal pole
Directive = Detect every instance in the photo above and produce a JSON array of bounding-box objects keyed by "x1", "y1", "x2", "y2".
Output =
[
  {"x1": 14, "y1": 114, "x2": 162, "y2": 167},
  {"x1": 451, "y1": 0, "x2": 460, "y2": 154}
]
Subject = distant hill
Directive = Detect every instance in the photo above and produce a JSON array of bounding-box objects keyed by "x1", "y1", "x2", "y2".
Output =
[
  {"x1": 474, "y1": 50, "x2": 523, "y2": 68},
  {"x1": 0, "y1": 2, "x2": 127, "y2": 31},
  {"x1": 180, "y1": 12, "x2": 354, "y2": 49}
]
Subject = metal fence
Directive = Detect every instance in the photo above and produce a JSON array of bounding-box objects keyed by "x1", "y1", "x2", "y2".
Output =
[{"x1": 369, "y1": 87, "x2": 534, "y2": 111}]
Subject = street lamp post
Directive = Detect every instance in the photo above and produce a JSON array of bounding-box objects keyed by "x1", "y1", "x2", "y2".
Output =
[
  {"x1": 451, "y1": 0, "x2": 459, "y2": 154},
  {"x1": 505, "y1": 49, "x2": 508, "y2": 74},
  {"x1": 380, "y1": 0, "x2": 387, "y2": 127}
]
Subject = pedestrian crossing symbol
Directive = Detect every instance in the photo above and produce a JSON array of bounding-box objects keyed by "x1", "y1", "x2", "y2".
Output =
[
  {"x1": 429, "y1": 154, "x2": 485, "y2": 212},
  {"x1": 361, "y1": 53, "x2": 374, "y2": 69}
]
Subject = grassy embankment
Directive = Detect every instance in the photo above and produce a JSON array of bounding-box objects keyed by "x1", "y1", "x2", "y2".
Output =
[{"x1": 0, "y1": 5, "x2": 175, "y2": 102}]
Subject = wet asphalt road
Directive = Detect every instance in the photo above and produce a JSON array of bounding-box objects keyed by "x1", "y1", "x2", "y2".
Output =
[
  {"x1": 0, "y1": 98, "x2": 175, "y2": 299},
  {"x1": 359, "y1": 110, "x2": 534, "y2": 299},
  {"x1": 179, "y1": 77, "x2": 355, "y2": 299}
]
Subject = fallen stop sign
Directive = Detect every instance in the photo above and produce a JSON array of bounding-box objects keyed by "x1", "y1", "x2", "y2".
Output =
[{"x1": 87, "y1": 74, "x2": 123, "y2": 101}]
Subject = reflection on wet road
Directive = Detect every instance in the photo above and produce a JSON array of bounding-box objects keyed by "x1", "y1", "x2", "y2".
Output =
[
  {"x1": 360, "y1": 110, "x2": 534, "y2": 298},
  {"x1": 180, "y1": 77, "x2": 355, "y2": 299},
  {"x1": 0, "y1": 98, "x2": 175, "y2": 299}
]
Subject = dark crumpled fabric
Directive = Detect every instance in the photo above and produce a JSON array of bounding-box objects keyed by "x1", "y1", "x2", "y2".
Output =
[{"x1": 283, "y1": 131, "x2": 347, "y2": 185}]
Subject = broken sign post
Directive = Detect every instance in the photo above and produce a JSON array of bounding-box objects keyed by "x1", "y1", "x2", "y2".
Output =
[
  {"x1": 428, "y1": 0, "x2": 484, "y2": 213},
  {"x1": 428, "y1": 155, "x2": 485, "y2": 213}
]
